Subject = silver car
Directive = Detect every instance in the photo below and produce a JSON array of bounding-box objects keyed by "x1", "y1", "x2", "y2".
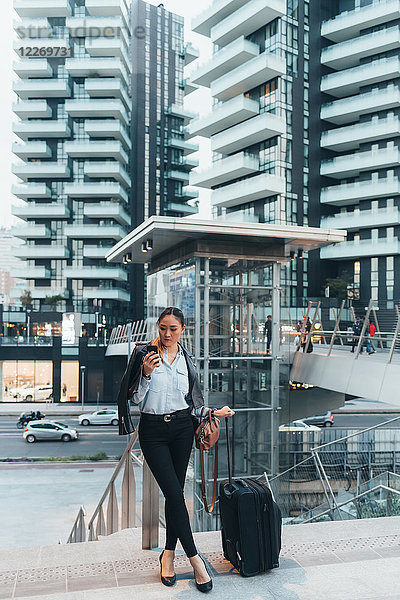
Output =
[{"x1": 23, "y1": 420, "x2": 78, "y2": 443}]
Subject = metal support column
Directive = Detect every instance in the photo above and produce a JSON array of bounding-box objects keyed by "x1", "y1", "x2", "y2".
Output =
[
  {"x1": 270, "y1": 262, "x2": 281, "y2": 478},
  {"x1": 195, "y1": 258, "x2": 201, "y2": 363},
  {"x1": 142, "y1": 460, "x2": 159, "y2": 550},
  {"x1": 203, "y1": 257, "x2": 210, "y2": 404}
]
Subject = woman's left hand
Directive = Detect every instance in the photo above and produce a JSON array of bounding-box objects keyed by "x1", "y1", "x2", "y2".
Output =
[{"x1": 214, "y1": 405, "x2": 235, "y2": 418}]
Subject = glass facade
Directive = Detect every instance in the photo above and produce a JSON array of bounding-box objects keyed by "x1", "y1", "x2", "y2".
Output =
[{"x1": 2, "y1": 361, "x2": 53, "y2": 402}]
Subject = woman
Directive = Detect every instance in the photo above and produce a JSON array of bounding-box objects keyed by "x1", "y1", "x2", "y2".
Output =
[{"x1": 117, "y1": 306, "x2": 235, "y2": 593}]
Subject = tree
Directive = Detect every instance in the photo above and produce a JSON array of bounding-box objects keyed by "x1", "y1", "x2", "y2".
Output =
[
  {"x1": 323, "y1": 272, "x2": 351, "y2": 300},
  {"x1": 43, "y1": 294, "x2": 64, "y2": 307},
  {"x1": 20, "y1": 289, "x2": 33, "y2": 307}
]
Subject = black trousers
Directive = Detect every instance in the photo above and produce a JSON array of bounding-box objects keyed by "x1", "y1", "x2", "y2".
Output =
[{"x1": 139, "y1": 410, "x2": 197, "y2": 558}]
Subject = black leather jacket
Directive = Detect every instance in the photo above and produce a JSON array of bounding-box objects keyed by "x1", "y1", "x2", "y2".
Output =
[{"x1": 116, "y1": 342, "x2": 205, "y2": 435}]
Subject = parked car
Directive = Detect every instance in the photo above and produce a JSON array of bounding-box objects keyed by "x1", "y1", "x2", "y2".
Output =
[
  {"x1": 301, "y1": 411, "x2": 334, "y2": 428},
  {"x1": 13, "y1": 385, "x2": 53, "y2": 402},
  {"x1": 23, "y1": 420, "x2": 78, "y2": 443},
  {"x1": 78, "y1": 409, "x2": 119, "y2": 426},
  {"x1": 279, "y1": 420, "x2": 321, "y2": 432}
]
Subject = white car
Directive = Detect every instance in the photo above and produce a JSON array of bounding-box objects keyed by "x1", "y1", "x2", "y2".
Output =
[
  {"x1": 23, "y1": 420, "x2": 78, "y2": 443},
  {"x1": 279, "y1": 420, "x2": 321, "y2": 432},
  {"x1": 13, "y1": 385, "x2": 53, "y2": 402},
  {"x1": 79, "y1": 409, "x2": 119, "y2": 426}
]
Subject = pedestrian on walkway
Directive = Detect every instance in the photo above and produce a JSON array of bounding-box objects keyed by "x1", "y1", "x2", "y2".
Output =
[
  {"x1": 301, "y1": 317, "x2": 313, "y2": 353},
  {"x1": 361, "y1": 317, "x2": 374, "y2": 354},
  {"x1": 117, "y1": 306, "x2": 235, "y2": 593},
  {"x1": 351, "y1": 318, "x2": 361, "y2": 353},
  {"x1": 370, "y1": 320, "x2": 376, "y2": 352},
  {"x1": 263, "y1": 314, "x2": 272, "y2": 354}
]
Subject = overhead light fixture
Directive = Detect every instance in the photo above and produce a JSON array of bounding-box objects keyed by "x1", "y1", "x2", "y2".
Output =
[
  {"x1": 126, "y1": 253, "x2": 132, "y2": 263},
  {"x1": 146, "y1": 239, "x2": 153, "y2": 251},
  {"x1": 290, "y1": 251, "x2": 295, "y2": 261},
  {"x1": 298, "y1": 249, "x2": 304, "y2": 259},
  {"x1": 141, "y1": 243, "x2": 147, "y2": 253}
]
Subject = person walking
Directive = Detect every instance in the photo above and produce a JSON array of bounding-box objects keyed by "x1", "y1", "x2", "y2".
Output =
[
  {"x1": 117, "y1": 306, "x2": 235, "y2": 593},
  {"x1": 263, "y1": 315, "x2": 272, "y2": 354},
  {"x1": 361, "y1": 317, "x2": 374, "y2": 354},
  {"x1": 369, "y1": 320, "x2": 376, "y2": 352},
  {"x1": 351, "y1": 318, "x2": 361, "y2": 353}
]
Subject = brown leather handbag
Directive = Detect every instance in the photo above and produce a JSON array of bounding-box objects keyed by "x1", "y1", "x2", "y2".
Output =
[{"x1": 195, "y1": 408, "x2": 221, "y2": 513}]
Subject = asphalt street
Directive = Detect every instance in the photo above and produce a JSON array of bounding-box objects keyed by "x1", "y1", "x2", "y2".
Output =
[{"x1": 0, "y1": 415, "x2": 139, "y2": 459}]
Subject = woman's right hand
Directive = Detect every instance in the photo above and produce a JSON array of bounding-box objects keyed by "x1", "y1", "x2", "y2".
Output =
[{"x1": 142, "y1": 351, "x2": 161, "y2": 377}]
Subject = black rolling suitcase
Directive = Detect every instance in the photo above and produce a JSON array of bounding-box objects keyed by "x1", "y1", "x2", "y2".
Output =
[{"x1": 219, "y1": 419, "x2": 282, "y2": 577}]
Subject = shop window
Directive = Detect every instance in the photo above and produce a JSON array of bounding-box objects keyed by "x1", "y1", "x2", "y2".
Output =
[
  {"x1": 2, "y1": 361, "x2": 52, "y2": 403},
  {"x1": 60, "y1": 362, "x2": 79, "y2": 403}
]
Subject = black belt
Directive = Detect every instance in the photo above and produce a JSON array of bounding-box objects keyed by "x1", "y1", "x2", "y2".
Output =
[{"x1": 140, "y1": 408, "x2": 191, "y2": 423}]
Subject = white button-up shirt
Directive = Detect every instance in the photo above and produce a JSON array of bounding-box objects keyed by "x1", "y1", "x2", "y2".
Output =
[{"x1": 133, "y1": 347, "x2": 207, "y2": 418}]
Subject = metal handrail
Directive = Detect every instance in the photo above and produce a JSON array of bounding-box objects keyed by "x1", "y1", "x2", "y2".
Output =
[{"x1": 67, "y1": 506, "x2": 86, "y2": 544}]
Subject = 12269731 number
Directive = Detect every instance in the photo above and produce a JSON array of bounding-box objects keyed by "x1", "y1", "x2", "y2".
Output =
[{"x1": 18, "y1": 47, "x2": 73, "y2": 57}]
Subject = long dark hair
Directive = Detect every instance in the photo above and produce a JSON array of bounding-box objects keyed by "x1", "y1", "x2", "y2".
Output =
[{"x1": 152, "y1": 307, "x2": 185, "y2": 361}]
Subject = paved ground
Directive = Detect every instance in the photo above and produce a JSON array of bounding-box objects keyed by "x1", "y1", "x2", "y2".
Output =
[{"x1": 1, "y1": 517, "x2": 400, "y2": 599}]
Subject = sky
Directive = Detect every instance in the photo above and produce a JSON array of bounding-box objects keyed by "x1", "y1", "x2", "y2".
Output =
[{"x1": 0, "y1": 0, "x2": 212, "y2": 228}]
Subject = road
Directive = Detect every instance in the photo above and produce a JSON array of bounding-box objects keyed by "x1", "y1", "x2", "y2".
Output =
[
  {"x1": 0, "y1": 415, "x2": 139, "y2": 459},
  {"x1": 332, "y1": 414, "x2": 400, "y2": 429}
]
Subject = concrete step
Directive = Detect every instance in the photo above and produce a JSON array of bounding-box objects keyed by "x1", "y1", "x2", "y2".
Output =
[{"x1": 1, "y1": 518, "x2": 400, "y2": 599}]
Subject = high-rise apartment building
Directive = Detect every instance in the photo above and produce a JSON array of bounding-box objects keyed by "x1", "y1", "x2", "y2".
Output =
[
  {"x1": 316, "y1": 0, "x2": 400, "y2": 308},
  {"x1": 130, "y1": 0, "x2": 199, "y2": 318},
  {"x1": 188, "y1": 0, "x2": 311, "y2": 310},
  {"x1": 11, "y1": 0, "x2": 132, "y2": 326}
]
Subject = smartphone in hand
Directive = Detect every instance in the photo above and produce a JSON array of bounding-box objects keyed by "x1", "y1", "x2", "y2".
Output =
[{"x1": 147, "y1": 344, "x2": 159, "y2": 354}]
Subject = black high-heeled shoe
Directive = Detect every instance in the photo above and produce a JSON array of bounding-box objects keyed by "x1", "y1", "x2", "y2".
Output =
[
  {"x1": 194, "y1": 555, "x2": 213, "y2": 593},
  {"x1": 159, "y1": 551, "x2": 176, "y2": 587}
]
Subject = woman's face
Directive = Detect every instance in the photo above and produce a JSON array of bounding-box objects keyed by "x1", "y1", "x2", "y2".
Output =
[{"x1": 158, "y1": 315, "x2": 185, "y2": 349}]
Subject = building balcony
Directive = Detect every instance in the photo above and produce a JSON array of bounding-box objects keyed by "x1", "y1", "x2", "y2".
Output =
[
  {"x1": 321, "y1": 178, "x2": 400, "y2": 207},
  {"x1": 211, "y1": 51, "x2": 285, "y2": 102},
  {"x1": 13, "y1": 245, "x2": 70, "y2": 259},
  {"x1": 64, "y1": 141, "x2": 128, "y2": 164},
  {"x1": 13, "y1": 17, "x2": 52, "y2": 38},
  {"x1": 65, "y1": 99, "x2": 128, "y2": 124},
  {"x1": 321, "y1": 148, "x2": 400, "y2": 178},
  {"x1": 321, "y1": 27, "x2": 400, "y2": 70},
  {"x1": 83, "y1": 246, "x2": 111, "y2": 259},
  {"x1": 12, "y1": 162, "x2": 70, "y2": 181},
  {"x1": 13, "y1": 59, "x2": 53, "y2": 79},
  {"x1": 165, "y1": 202, "x2": 198, "y2": 215},
  {"x1": 65, "y1": 57, "x2": 129, "y2": 87},
  {"x1": 190, "y1": 36, "x2": 259, "y2": 87},
  {"x1": 85, "y1": 37, "x2": 130, "y2": 68},
  {"x1": 180, "y1": 187, "x2": 199, "y2": 201},
  {"x1": 31, "y1": 287, "x2": 69, "y2": 299},
  {"x1": 211, "y1": 172, "x2": 285, "y2": 209},
  {"x1": 192, "y1": 0, "x2": 249, "y2": 37},
  {"x1": 64, "y1": 224, "x2": 126, "y2": 240},
  {"x1": 321, "y1": 0, "x2": 400, "y2": 43},
  {"x1": 182, "y1": 42, "x2": 199, "y2": 66},
  {"x1": 66, "y1": 17, "x2": 129, "y2": 46},
  {"x1": 189, "y1": 94, "x2": 259, "y2": 138},
  {"x1": 321, "y1": 238, "x2": 400, "y2": 260},
  {"x1": 12, "y1": 141, "x2": 52, "y2": 159},
  {"x1": 13, "y1": 266, "x2": 51, "y2": 279},
  {"x1": 190, "y1": 152, "x2": 259, "y2": 188},
  {"x1": 13, "y1": 78, "x2": 71, "y2": 99},
  {"x1": 166, "y1": 104, "x2": 197, "y2": 124},
  {"x1": 211, "y1": 111, "x2": 285, "y2": 154},
  {"x1": 64, "y1": 266, "x2": 127, "y2": 281},
  {"x1": 85, "y1": 0, "x2": 129, "y2": 17},
  {"x1": 84, "y1": 161, "x2": 130, "y2": 186},
  {"x1": 82, "y1": 287, "x2": 130, "y2": 302},
  {"x1": 12, "y1": 203, "x2": 70, "y2": 220},
  {"x1": 83, "y1": 202, "x2": 130, "y2": 226},
  {"x1": 180, "y1": 78, "x2": 198, "y2": 96},
  {"x1": 321, "y1": 207, "x2": 400, "y2": 232},
  {"x1": 166, "y1": 170, "x2": 190, "y2": 182},
  {"x1": 14, "y1": 0, "x2": 72, "y2": 18},
  {"x1": 321, "y1": 86, "x2": 400, "y2": 125},
  {"x1": 321, "y1": 57, "x2": 400, "y2": 98},
  {"x1": 172, "y1": 157, "x2": 199, "y2": 171},
  {"x1": 321, "y1": 117, "x2": 400, "y2": 152},
  {"x1": 12, "y1": 183, "x2": 50, "y2": 200},
  {"x1": 167, "y1": 138, "x2": 199, "y2": 155},
  {"x1": 210, "y1": 0, "x2": 286, "y2": 47},
  {"x1": 13, "y1": 100, "x2": 51, "y2": 119},
  {"x1": 64, "y1": 182, "x2": 128, "y2": 202},
  {"x1": 11, "y1": 224, "x2": 50, "y2": 239},
  {"x1": 13, "y1": 120, "x2": 71, "y2": 141},
  {"x1": 84, "y1": 78, "x2": 130, "y2": 107},
  {"x1": 84, "y1": 120, "x2": 130, "y2": 148}
]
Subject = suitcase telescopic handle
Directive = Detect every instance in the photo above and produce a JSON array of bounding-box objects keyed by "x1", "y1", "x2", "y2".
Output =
[{"x1": 225, "y1": 417, "x2": 233, "y2": 490}]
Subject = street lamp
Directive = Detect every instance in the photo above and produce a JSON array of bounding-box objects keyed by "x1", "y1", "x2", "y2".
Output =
[{"x1": 80, "y1": 366, "x2": 86, "y2": 409}]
